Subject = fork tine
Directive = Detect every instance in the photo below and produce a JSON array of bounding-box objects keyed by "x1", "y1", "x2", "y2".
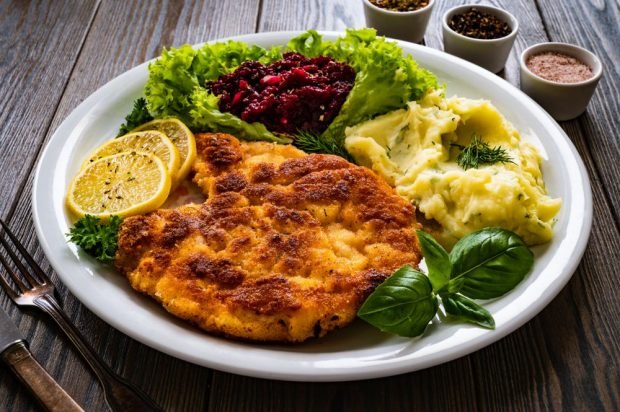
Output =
[
  {"x1": 0, "y1": 234, "x2": 41, "y2": 288},
  {"x1": 0, "y1": 275, "x2": 17, "y2": 300},
  {"x1": 0, "y1": 251, "x2": 28, "y2": 294},
  {"x1": 0, "y1": 218, "x2": 50, "y2": 285}
]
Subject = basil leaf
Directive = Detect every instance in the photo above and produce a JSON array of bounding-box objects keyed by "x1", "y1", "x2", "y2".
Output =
[
  {"x1": 450, "y1": 228, "x2": 533, "y2": 299},
  {"x1": 416, "y1": 230, "x2": 451, "y2": 293},
  {"x1": 442, "y1": 293, "x2": 495, "y2": 329},
  {"x1": 358, "y1": 265, "x2": 437, "y2": 337},
  {"x1": 446, "y1": 277, "x2": 465, "y2": 295}
]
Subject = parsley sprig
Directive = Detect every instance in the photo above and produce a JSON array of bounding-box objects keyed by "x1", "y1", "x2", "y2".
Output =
[
  {"x1": 117, "y1": 98, "x2": 153, "y2": 137},
  {"x1": 67, "y1": 215, "x2": 122, "y2": 263},
  {"x1": 453, "y1": 135, "x2": 514, "y2": 170}
]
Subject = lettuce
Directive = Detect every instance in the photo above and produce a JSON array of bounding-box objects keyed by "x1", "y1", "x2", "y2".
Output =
[
  {"x1": 287, "y1": 29, "x2": 439, "y2": 143},
  {"x1": 145, "y1": 42, "x2": 289, "y2": 143},
  {"x1": 142, "y1": 29, "x2": 438, "y2": 145}
]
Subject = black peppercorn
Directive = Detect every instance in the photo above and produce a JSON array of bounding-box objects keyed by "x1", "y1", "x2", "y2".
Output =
[
  {"x1": 448, "y1": 8, "x2": 511, "y2": 39},
  {"x1": 369, "y1": 0, "x2": 430, "y2": 12}
]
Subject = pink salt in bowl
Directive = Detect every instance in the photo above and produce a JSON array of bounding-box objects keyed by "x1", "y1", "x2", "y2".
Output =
[{"x1": 520, "y1": 42, "x2": 603, "y2": 121}]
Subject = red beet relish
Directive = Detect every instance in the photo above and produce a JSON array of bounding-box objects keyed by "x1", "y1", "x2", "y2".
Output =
[{"x1": 206, "y1": 52, "x2": 356, "y2": 136}]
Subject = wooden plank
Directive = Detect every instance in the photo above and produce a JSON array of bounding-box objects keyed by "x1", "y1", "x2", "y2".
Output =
[
  {"x1": 209, "y1": 358, "x2": 482, "y2": 412},
  {"x1": 258, "y1": 0, "x2": 365, "y2": 31},
  {"x1": 529, "y1": 120, "x2": 620, "y2": 410},
  {"x1": 0, "y1": 0, "x2": 98, "y2": 215},
  {"x1": 2, "y1": 0, "x2": 261, "y2": 411},
  {"x1": 0, "y1": 1, "x2": 99, "y2": 410},
  {"x1": 535, "y1": 0, "x2": 620, "y2": 226}
]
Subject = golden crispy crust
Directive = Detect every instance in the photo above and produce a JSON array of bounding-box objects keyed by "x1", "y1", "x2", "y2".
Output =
[{"x1": 116, "y1": 133, "x2": 422, "y2": 342}]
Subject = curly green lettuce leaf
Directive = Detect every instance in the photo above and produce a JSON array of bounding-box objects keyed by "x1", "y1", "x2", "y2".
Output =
[
  {"x1": 144, "y1": 41, "x2": 285, "y2": 142},
  {"x1": 288, "y1": 29, "x2": 440, "y2": 144},
  {"x1": 190, "y1": 88, "x2": 290, "y2": 143}
]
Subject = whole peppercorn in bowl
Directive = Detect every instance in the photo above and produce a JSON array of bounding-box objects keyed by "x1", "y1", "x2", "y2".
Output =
[
  {"x1": 442, "y1": 4, "x2": 519, "y2": 73},
  {"x1": 362, "y1": 0, "x2": 435, "y2": 43}
]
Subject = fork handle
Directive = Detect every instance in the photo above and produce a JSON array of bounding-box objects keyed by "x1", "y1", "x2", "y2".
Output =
[
  {"x1": 34, "y1": 295, "x2": 162, "y2": 412},
  {"x1": 2, "y1": 341, "x2": 84, "y2": 412}
]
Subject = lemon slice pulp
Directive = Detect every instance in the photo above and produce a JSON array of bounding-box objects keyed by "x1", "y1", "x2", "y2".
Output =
[
  {"x1": 133, "y1": 118, "x2": 196, "y2": 182},
  {"x1": 67, "y1": 151, "x2": 171, "y2": 219},
  {"x1": 82, "y1": 130, "x2": 180, "y2": 183}
]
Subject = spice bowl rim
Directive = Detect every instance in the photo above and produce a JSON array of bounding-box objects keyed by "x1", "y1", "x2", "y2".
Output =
[
  {"x1": 362, "y1": 0, "x2": 434, "y2": 16},
  {"x1": 519, "y1": 42, "x2": 603, "y2": 88},
  {"x1": 442, "y1": 4, "x2": 519, "y2": 44}
]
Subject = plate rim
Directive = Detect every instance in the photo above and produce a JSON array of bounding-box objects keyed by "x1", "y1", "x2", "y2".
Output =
[{"x1": 31, "y1": 30, "x2": 592, "y2": 381}]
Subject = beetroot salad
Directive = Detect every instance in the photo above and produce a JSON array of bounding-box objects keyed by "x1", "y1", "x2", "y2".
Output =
[
  {"x1": 207, "y1": 53, "x2": 356, "y2": 136},
  {"x1": 143, "y1": 29, "x2": 439, "y2": 148}
]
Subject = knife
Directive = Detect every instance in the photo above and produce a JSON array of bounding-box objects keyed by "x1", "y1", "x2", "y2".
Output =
[{"x1": 0, "y1": 307, "x2": 83, "y2": 412}]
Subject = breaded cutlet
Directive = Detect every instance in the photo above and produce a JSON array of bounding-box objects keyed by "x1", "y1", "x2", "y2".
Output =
[{"x1": 116, "y1": 133, "x2": 422, "y2": 343}]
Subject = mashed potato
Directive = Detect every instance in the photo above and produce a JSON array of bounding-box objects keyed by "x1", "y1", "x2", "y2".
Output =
[{"x1": 344, "y1": 90, "x2": 561, "y2": 249}]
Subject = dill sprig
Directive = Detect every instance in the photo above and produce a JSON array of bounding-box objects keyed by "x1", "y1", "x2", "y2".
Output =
[
  {"x1": 453, "y1": 135, "x2": 514, "y2": 170},
  {"x1": 293, "y1": 130, "x2": 354, "y2": 162}
]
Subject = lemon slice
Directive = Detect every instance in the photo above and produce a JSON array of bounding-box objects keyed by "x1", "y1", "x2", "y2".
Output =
[
  {"x1": 82, "y1": 131, "x2": 181, "y2": 183},
  {"x1": 133, "y1": 118, "x2": 196, "y2": 182},
  {"x1": 67, "y1": 151, "x2": 171, "y2": 219}
]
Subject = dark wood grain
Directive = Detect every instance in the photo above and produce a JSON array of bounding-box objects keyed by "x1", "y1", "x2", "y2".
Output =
[
  {"x1": 0, "y1": 0, "x2": 98, "y2": 215},
  {"x1": 0, "y1": 2, "x2": 99, "y2": 410},
  {"x1": 258, "y1": 0, "x2": 365, "y2": 31},
  {"x1": 209, "y1": 358, "x2": 484, "y2": 412},
  {"x1": 0, "y1": 1, "x2": 618, "y2": 411}
]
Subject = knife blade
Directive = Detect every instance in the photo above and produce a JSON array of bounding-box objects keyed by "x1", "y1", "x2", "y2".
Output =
[
  {"x1": 0, "y1": 305, "x2": 24, "y2": 353},
  {"x1": 0, "y1": 307, "x2": 83, "y2": 412}
]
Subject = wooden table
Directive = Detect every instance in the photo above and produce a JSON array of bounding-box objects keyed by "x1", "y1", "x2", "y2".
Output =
[{"x1": 1, "y1": 1, "x2": 618, "y2": 410}]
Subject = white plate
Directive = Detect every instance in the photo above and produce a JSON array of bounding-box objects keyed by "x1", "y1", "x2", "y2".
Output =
[{"x1": 32, "y1": 31, "x2": 592, "y2": 382}]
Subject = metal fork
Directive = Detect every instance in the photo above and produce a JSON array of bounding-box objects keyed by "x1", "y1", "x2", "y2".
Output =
[{"x1": 0, "y1": 219, "x2": 163, "y2": 412}]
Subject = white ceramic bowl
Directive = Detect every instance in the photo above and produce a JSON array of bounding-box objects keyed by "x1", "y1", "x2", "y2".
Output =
[
  {"x1": 520, "y1": 42, "x2": 603, "y2": 121},
  {"x1": 362, "y1": 0, "x2": 434, "y2": 43},
  {"x1": 442, "y1": 4, "x2": 518, "y2": 73}
]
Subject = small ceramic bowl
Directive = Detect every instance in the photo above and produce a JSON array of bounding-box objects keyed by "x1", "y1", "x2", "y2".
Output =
[
  {"x1": 362, "y1": 0, "x2": 435, "y2": 43},
  {"x1": 519, "y1": 42, "x2": 603, "y2": 121},
  {"x1": 442, "y1": 5, "x2": 518, "y2": 73}
]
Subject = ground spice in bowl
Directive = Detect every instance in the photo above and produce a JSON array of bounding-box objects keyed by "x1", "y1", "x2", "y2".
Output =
[
  {"x1": 526, "y1": 51, "x2": 593, "y2": 83},
  {"x1": 369, "y1": 0, "x2": 430, "y2": 12},
  {"x1": 448, "y1": 7, "x2": 511, "y2": 39}
]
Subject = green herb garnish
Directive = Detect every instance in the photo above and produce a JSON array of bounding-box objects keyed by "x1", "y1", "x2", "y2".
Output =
[
  {"x1": 67, "y1": 215, "x2": 122, "y2": 263},
  {"x1": 358, "y1": 265, "x2": 438, "y2": 338},
  {"x1": 293, "y1": 130, "x2": 354, "y2": 162},
  {"x1": 358, "y1": 228, "x2": 533, "y2": 337},
  {"x1": 448, "y1": 227, "x2": 534, "y2": 299},
  {"x1": 117, "y1": 97, "x2": 153, "y2": 137},
  {"x1": 453, "y1": 135, "x2": 514, "y2": 170}
]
